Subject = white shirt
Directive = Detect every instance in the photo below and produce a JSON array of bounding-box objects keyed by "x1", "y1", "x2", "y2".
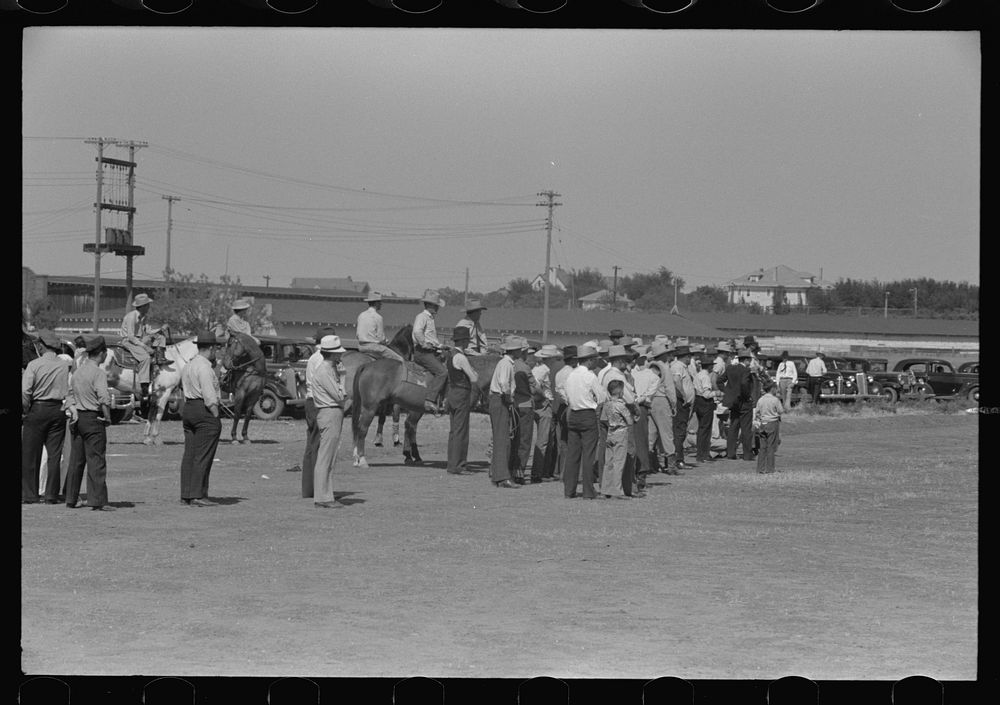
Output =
[
  {"x1": 450, "y1": 350, "x2": 478, "y2": 383},
  {"x1": 554, "y1": 364, "x2": 575, "y2": 407},
  {"x1": 489, "y1": 354, "x2": 516, "y2": 395},
  {"x1": 531, "y1": 363, "x2": 554, "y2": 403},
  {"x1": 602, "y1": 365, "x2": 635, "y2": 404},
  {"x1": 631, "y1": 367, "x2": 660, "y2": 404},
  {"x1": 565, "y1": 365, "x2": 607, "y2": 411},
  {"x1": 304, "y1": 348, "x2": 323, "y2": 399},
  {"x1": 775, "y1": 360, "x2": 798, "y2": 383},
  {"x1": 412, "y1": 309, "x2": 440, "y2": 349},
  {"x1": 806, "y1": 357, "x2": 827, "y2": 377},
  {"x1": 356, "y1": 307, "x2": 386, "y2": 344},
  {"x1": 455, "y1": 316, "x2": 489, "y2": 353}
]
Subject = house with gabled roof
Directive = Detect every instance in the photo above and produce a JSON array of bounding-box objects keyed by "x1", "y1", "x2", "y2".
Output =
[
  {"x1": 727, "y1": 265, "x2": 835, "y2": 311},
  {"x1": 530, "y1": 267, "x2": 573, "y2": 292},
  {"x1": 577, "y1": 289, "x2": 635, "y2": 312}
]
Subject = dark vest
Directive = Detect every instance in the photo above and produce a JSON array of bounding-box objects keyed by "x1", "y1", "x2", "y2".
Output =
[{"x1": 447, "y1": 348, "x2": 471, "y2": 390}]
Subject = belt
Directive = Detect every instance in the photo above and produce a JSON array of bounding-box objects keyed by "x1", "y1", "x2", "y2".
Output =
[
  {"x1": 33, "y1": 399, "x2": 63, "y2": 404},
  {"x1": 416, "y1": 346, "x2": 438, "y2": 352}
]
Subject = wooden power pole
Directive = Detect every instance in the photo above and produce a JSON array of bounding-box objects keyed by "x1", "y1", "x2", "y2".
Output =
[{"x1": 537, "y1": 190, "x2": 561, "y2": 343}]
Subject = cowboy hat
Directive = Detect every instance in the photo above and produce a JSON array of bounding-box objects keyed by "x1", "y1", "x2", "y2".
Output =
[
  {"x1": 673, "y1": 345, "x2": 692, "y2": 357},
  {"x1": 195, "y1": 331, "x2": 222, "y2": 346},
  {"x1": 231, "y1": 298, "x2": 251, "y2": 311},
  {"x1": 421, "y1": 289, "x2": 442, "y2": 306},
  {"x1": 320, "y1": 335, "x2": 346, "y2": 353},
  {"x1": 609, "y1": 328, "x2": 625, "y2": 339},
  {"x1": 653, "y1": 334, "x2": 671, "y2": 343},
  {"x1": 608, "y1": 345, "x2": 630, "y2": 360},
  {"x1": 501, "y1": 338, "x2": 524, "y2": 352},
  {"x1": 451, "y1": 326, "x2": 471, "y2": 342},
  {"x1": 715, "y1": 340, "x2": 733, "y2": 353},
  {"x1": 85, "y1": 335, "x2": 107, "y2": 353},
  {"x1": 132, "y1": 293, "x2": 153, "y2": 307},
  {"x1": 575, "y1": 344, "x2": 598, "y2": 360},
  {"x1": 633, "y1": 344, "x2": 650, "y2": 358},
  {"x1": 465, "y1": 299, "x2": 487, "y2": 312},
  {"x1": 38, "y1": 331, "x2": 62, "y2": 349},
  {"x1": 536, "y1": 344, "x2": 561, "y2": 358},
  {"x1": 562, "y1": 345, "x2": 578, "y2": 360},
  {"x1": 364, "y1": 291, "x2": 383, "y2": 303},
  {"x1": 648, "y1": 341, "x2": 671, "y2": 359},
  {"x1": 737, "y1": 349, "x2": 753, "y2": 359}
]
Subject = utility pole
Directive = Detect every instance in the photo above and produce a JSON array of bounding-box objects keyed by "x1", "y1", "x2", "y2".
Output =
[
  {"x1": 84, "y1": 137, "x2": 110, "y2": 332},
  {"x1": 464, "y1": 267, "x2": 470, "y2": 308},
  {"x1": 909, "y1": 287, "x2": 918, "y2": 317},
  {"x1": 119, "y1": 141, "x2": 147, "y2": 307},
  {"x1": 162, "y1": 195, "x2": 180, "y2": 294},
  {"x1": 263, "y1": 274, "x2": 271, "y2": 289},
  {"x1": 537, "y1": 190, "x2": 561, "y2": 343},
  {"x1": 884, "y1": 291, "x2": 890, "y2": 319},
  {"x1": 670, "y1": 279, "x2": 680, "y2": 315},
  {"x1": 611, "y1": 265, "x2": 620, "y2": 313}
]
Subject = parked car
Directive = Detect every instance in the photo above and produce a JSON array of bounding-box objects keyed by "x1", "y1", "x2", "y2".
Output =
[
  {"x1": 242, "y1": 334, "x2": 318, "y2": 420},
  {"x1": 889, "y1": 359, "x2": 979, "y2": 403},
  {"x1": 957, "y1": 361, "x2": 980, "y2": 374},
  {"x1": 756, "y1": 353, "x2": 875, "y2": 405}
]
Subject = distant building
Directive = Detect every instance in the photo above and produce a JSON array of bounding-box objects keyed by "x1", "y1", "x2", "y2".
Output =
[
  {"x1": 530, "y1": 267, "x2": 573, "y2": 293},
  {"x1": 727, "y1": 265, "x2": 834, "y2": 311},
  {"x1": 289, "y1": 276, "x2": 370, "y2": 294},
  {"x1": 577, "y1": 289, "x2": 635, "y2": 312}
]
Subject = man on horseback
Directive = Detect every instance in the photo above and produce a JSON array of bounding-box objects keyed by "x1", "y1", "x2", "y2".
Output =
[
  {"x1": 454, "y1": 299, "x2": 492, "y2": 355},
  {"x1": 226, "y1": 299, "x2": 260, "y2": 342},
  {"x1": 356, "y1": 291, "x2": 405, "y2": 363},
  {"x1": 412, "y1": 290, "x2": 448, "y2": 415},
  {"x1": 119, "y1": 293, "x2": 168, "y2": 410}
]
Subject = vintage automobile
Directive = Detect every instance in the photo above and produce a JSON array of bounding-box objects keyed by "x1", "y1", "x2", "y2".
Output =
[
  {"x1": 244, "y1": 334, "x2": 319, "y2": 420},
  {"x1": 888, "y1": 359, "x2": 979, "y2": 403},
  {"x1": 957, "y1": 360, "x2": 980, "y2": 374},
  {"x1": 757, "y1": 353, "x2": 882, "y2": 405}
]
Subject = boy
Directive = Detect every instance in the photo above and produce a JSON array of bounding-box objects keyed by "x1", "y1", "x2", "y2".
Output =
[
  {"x1": 600, "y1": 379, "x2": 634, "y2": 499},
  {"x1": 753, "y1": 381, "x2": 784, "y2": 474}
]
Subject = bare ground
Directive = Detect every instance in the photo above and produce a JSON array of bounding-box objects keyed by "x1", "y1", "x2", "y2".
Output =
[{"x1": 20, "y1": 410, "x2": 977, "y2": 679}]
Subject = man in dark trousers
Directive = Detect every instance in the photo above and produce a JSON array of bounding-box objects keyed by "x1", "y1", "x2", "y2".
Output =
[
  {"x1": 562, "y1": 344, "x2": 605, "y2": 499},
  {"x1": 301, "y1": 326, "x2": 336, "y2": 498},
  {"x1": 720, "y1": 349, "x2": 755, "y2": 461},
  {"x1": 64, "y1": 336, "x2": 113, "y2": 511},
  {"x1": 511, "y1": 340, "x2": 537, "y2": 484},
  {"x1": 487, "y1": 337, "x2": 524, "y2": 488},
  {"x1": 445, "y1": 326, "x2": 478, "y2": 475},
  {"x1": 178, "y1": 331, "x2": 224, "y2": 506},
  {"x1": 22, "y1": 331, "x2": 76, "y2": 504}
]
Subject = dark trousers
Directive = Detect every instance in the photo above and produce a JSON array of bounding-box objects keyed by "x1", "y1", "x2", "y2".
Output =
[
  {"x1": 413, "y1": 350, "x2": 448, "y2": 403},
  {"x1": 673, "y1": 401, "x2": 692, "y2": 464},
  {"x1": 554, "y1": 404, "x2": 568, "y2": 479},
  {"x1": 595, "y1": 403, "x2": 607, "y2": 482},
  {"x1": 179, "y1": 400, "x2": 222, "y2": 500},
  {"x1": 563, "y1": 409, "x2": 598, "y2": 499},
  {"x1": 757, "y1": 421, "x2": 780, "y2": 473},
  {"x1": 531, "y1": 405, "x2": 557, "y2": 480},
  {"x1": 515, "y1": 405, "x2": 534, "y2": 479},
  {"x1": 809, "y1": 376, "x2": 823, "y2": 404},
  {"x1": 726, "y1": 402, "x2": 755, "y2": 460},
  {"x1": 633, "y1": 405, "x2": 651, "y2": 485},
  {"x1": 446, "y1": 385, "x2": 472, "y2": 473},
  {"x1": 693, "y1": 396, "x2": 716, "y2": 460},
  {"x1": 488, "y1": 393, "x2": 513, "y2": 483},
  {"x1": 301, "y1": 398, "x2": 320, "y2": 498},
  {"x1": 21, "y1": 401, "x2": 67, "y2": 502},
  {"x1": 64, "y1": 411, "x2": 108, "y2": 507}
]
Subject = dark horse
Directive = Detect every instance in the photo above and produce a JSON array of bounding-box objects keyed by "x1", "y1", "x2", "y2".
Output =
[
  {"x1": 345, "y1": 324, "x2": 436, "y2": 467},
  {"x1": 220, "y1": 332, "x2": 267, "y2": 444}
]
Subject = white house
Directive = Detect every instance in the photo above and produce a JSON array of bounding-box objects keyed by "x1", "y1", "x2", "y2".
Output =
[
  {"x1": 578, "y1": 289, "x2": 635, "y2": 312},
  {"x1": 530, "y1": 267, "x2": 573, "y2": 292},
  {"x1": 727, "y1": 265, "x2": 834, "y2": 310}
]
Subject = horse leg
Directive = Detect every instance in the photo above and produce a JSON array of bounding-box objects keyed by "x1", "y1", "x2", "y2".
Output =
[
  {"x1": 230, "y1": 388, "x2": 242, "y2": 444},
  {"x1": 150, "y1": 388, "x2": 169, "y2": 446},
  {"x1": 374, "y1": 409, "x2": 385, "y2": 447},
  {"x1": 352, "y1": 407, "x2": 376, "y2": 468},
  {"x1": 403, "y1": 411, "x2": 423, "y2": 465},
  {"x1": 142, "y1": 388, "x2": 155, "y2": 445},
  {"x1": 392, "y1": 404, "x2": 402, "y2": 446},
  {"x1": 240, "y1": 408, "x2": 252, "y2": 444}
]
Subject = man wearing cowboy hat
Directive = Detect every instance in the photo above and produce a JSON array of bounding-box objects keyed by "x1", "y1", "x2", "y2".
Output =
[
  {"x1": 511, "y1": 339, "x2": 540, "y2": 483},
  {"x1": 178, "y1": 331, "x2": 225, "y2": 507},
  {"x1": 774, "y1": 350, "x2": 799, "y2": 409},
  {"x1": 487, "y1": 337, "x2": 525, "y2": 489},
  {"x1": 805, "y1": 349, "x2": 828, "y2": 405},
  {"x1": 300, "y1": 327, "x2": 337, "y2": 498},
  {"x1": 630, "y1": 344, "x2": 657, "y2": 488},
  {"x1": 711, "y1": 341, "x2": 733, "y2": 390},
  {"x1": 445, "y1": 327, "x2": 479, "y2": 475},
  {"x1": 529, "y1": 344, "x2": 562, "y2": 482},
  {"x1": 412, "y1": 290, "x2": 448, "y2": 414},
  {"x1": 311, "y1": 335, "x2": 349, "y2": 509},
  {"x1": 562, "y1": 344, "x2": 606, "y2": 499},
  {"x1": 22, "y1": 331, "x2": 76, "y2": 504},
  {"x1": 719, "y1": 348, "x2": 755, "y2": 461},
  {"x1": 669, "y1": 345, "x2": 698, "y2": 471},
  {"x1": 226, "y1": 299, "x2": 257, "y2": 341},
  {"x1": 601, "y1": 345, "x2": 642, "y2": 496},
  {"x1": 119, "y1": 293, "x2": 167, "y2": 401},
  {"x1": 609, "y1": 329, "x2": 626, "y2": 346},
  {"x1": 356, "y1": 291, "x2": 404, "y2": 363},
  {"x1": 455, "y1": 299, "x2": 491, "y2": 355},
  {"x1": 64, "y1": 336, "x2": 114, "y2": 510},
  {"x1": 646, "y1": 339, "x2": 678, "y2": 473},
  {"x1": 552, "y1": 345, "x2": 578, "y2": 481}
]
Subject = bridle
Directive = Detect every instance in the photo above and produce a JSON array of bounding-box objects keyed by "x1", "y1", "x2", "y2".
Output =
[{"x1": 225, "y1": 337, "x2": 264, "y2": 375}]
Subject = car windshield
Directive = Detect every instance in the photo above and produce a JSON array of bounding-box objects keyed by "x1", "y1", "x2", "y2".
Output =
[{"x1": 868, "y1": 360, "x2": 887, "y2": 372}]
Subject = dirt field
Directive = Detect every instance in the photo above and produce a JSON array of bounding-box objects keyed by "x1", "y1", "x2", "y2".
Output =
[{"x1": 21, "y1": 408, "x2": 978, "y2": 679}]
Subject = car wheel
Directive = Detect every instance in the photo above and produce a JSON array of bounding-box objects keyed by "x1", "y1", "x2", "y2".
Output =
[
  {"x1": 109, "y1": 407, "x2": 134, "y2": 425},
  {"x1": 915, "y1": 383, "x2": 934, "y2": 401},
  {"x1": 253, "y1": 388, "x2": 285, "y2": 421},
  {"x1": 968, "y1": 386, "x2": 979, "y2": 404},
  {"x1": 879, "y1": 386, "x2": 899, "y2": 404}
]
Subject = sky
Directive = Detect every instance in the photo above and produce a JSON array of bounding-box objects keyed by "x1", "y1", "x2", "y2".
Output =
[{"x1": 22, "y1": 28, "x2": 979, "y2": 297}]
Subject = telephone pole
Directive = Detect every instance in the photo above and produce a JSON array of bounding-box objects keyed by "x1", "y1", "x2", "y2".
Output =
[
  {"x1": 537, "y1": 190, "x2": 561, "y2": 342},
  {"x1": 464, "y1": 267, "x2": 470, "y2": 308},
  {"x1": 909, "y1": 287, "x2": 918, "y2": 317},
  {"x1": 263, "y1": 274, "x2": 271, "y2": 289},
  {"x1": 84, "y1": 137, "x2": 110, "y2": 332},
  {"x1": 670, "y1": 279, "x2": 679, "y2": 315},
  {"x1": 611, "y1": 265, "x2": 620, "y2": 313},
  {"x1": 162, "y1": 195, "x2": 180, "y2": 289}
]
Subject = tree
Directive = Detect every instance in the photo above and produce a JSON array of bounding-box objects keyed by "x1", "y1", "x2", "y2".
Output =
[
  {"x1": 685, "y1": 285, "x2": 729, "y2": 312},
  {"x1": 24, "y1": 295, "x2": 62, "y2": 331},
  {"x1": 809, "y1": 288, "x2": 840, "y2": 313},
  {"x1": 569, "y1": 267, "x2": 606, "y2": 300},
  {"x1": 153, "y1": 271, "x2": 273, "y2": 336}
]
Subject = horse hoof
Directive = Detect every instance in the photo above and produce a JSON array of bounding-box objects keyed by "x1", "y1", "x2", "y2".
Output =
[
  {"x1": 393, "y1": 438, "x2": 402, "y2": 447},
  {"x1": 232, "y1": 439, "x2": 240, "y2": 446},
  {"x1": 374, "y1": 440, "x2": 383, "y2": 448},
  {"x1": 153, "y1": 437, "x2": 163, "y2": 446},
  {"x1": 240, "y1": 438, "x2": 251, "y2": 445},
  {"x1": 352, "y1": 458, "x2": 360, "y2": 467},
  {"x1": 142, "y1": 437, "x2": 153, "y2": 446},
  {"x1": 358, "y1": 458, "x2": 369, "y2": 469}
]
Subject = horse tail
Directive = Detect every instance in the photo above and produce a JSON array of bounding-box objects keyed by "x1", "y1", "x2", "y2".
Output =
[{"x1": 351, "y1": 360, "x2": 366, "y2": 440}]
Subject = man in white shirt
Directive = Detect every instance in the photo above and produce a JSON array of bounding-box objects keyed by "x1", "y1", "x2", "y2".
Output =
[
  {"x1": 454, "y1": 300, "x2": 491, "y2": 355},
  {"x1": 488, "y1": 338, "x2": 524, "y2": 488},
  {"x1": 300, "y1": 327, "x2": 335, "y2": 499},
  {"x1": 670, "y1": 345, "x2": 697, "y2": 471},
  {"x1": 412, "y1": 290, "x2": 448, "y2": 414},
  {"x1": 805, "y1": 351, "x2": 828, "y2": 404},
  {"x1": 178, "y1": 331, "x2": 224, "y2": 507},
  {"x1": 774, "y1": 350, "x2": 799, "y2": 409},
  {"x1": 630, "y1": 345, "x2": 658, "y2": 488},
  {"x1": 552, "y1": 345, "x2": 578, "y2": 481},
  {"x1": 445, "y1": 327, "x2": 479, "y2": 475},
  {"x1": 357, "y1": 291, "x2": 404, "y2": 362},
  {"x1": 562, "y1": 345, "x2": 606, "y2": 499},
  {"x1": 646, "y1": 340, "x2": 678, "y2": 473},
  {"x1": 602, "y1": 345, "x2": 642, "y2": 496},
  {"x1": 530, "y1": 344, "x2": 561, "y2": 482}
]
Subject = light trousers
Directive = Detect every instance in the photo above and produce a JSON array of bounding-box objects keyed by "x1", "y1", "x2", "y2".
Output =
[{"x1": 314, "y1": 406, "x2": 344, "y2": 503}]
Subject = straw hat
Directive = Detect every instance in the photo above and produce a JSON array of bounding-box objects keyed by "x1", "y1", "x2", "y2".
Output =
[
  {"x1": 365, "y1": 291, "x2": 383, "y2": 303},
  {"x1": 501, "y1": 338, "x2": 524, "y2": 352},
  {"x1": 608, "y1": 345, "x2": 630, "y2": 360},
  {"x1": 576, "y1": 345, "x2": 598, "y2": 360},
  {"x1": 465, "y1": 299, "x2": 487, "y2": 312},
  {"x1": 536, "y1": 344, "x2": 561, "y2": 358},
  {"x1": 421, "y1": 289, "x2": 442, "y2": 306},
  {"x1": 195, "y1": 331, "x2": 221, "y2": 346},
  {"x1": 320, "y1": 335, "x2": 346, "y2": 353},
  {"x1": 715, "y1": 340, "x2": 733, "y2": 353},
  {"x1": 231, "y1": 298, "x2": 251, "y2": 311},
  {"x1": 132, "y1": 293, "x2": 153, "y2": 307},
  {"x1": 648, "y1": 341, "x2": 671, "y2": 359}
]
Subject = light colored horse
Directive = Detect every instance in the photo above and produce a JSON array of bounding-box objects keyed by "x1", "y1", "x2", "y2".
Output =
[{"x1": 103, "y1": 337, "x2": 200, "y2": 445}]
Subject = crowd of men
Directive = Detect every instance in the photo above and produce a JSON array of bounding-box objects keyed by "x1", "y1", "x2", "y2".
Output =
[{"x1": 22, "y1": 288, "x2": 805, "y2": 511}]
